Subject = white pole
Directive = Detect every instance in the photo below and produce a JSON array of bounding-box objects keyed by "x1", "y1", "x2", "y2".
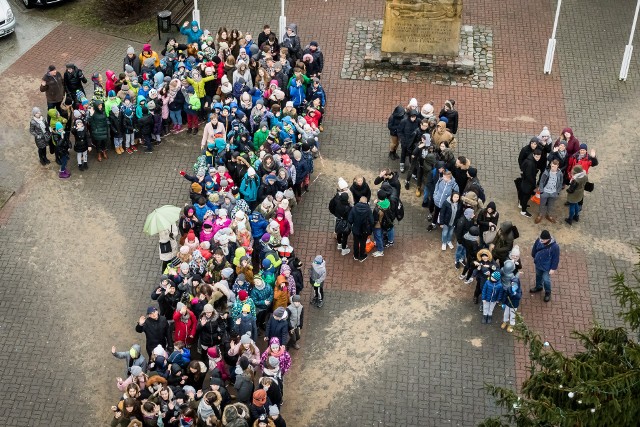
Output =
[
  {"x1": 279, "y1": 0, "x2": 287, "y2": 41},
  {"x1": 620, "y1": 0, "x2": 640, "y2": 81},
  {"x1": 544, "y1": 0, "x2": 562, "y2": 74},
  {"x1": 192, "y1": 0, "x2": 201, "y2": 27}
]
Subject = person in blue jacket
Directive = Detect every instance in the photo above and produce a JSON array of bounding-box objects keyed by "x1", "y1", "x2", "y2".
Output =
[
  {"x1": 240, "y1": 167, "x2": 260, "y2": 210},
  {"x1": 481, "y1": 271, "x2": 503, "y2": 324},
  {"x1": 180, "y1": 20, "x2": 204, "y2": 46},
  {"x1": 530, "y1": 229, "x2": 560, "y2": 302},
  {"x1": 500, "y1": 261, "x2": 522, "y2": 333},
  {"x1": 289, "y1": 77, "x2": 306, "y2": 112}
]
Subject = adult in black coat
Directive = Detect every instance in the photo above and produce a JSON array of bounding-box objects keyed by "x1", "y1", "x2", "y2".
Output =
[
  {"x1": 518, "y1": 137, "x2": 539, "y2": 169},
  {"x1": 265, "y1": 309, "x2": 289, "y2": 346},
  {"x1": 374, "y1": 170, "x2": 402, "y2": 199},
  {"x1": 438, "y1": 100, "x2": 459, "y2": 134},
  {"x1": 63, "y1": 64, "x2": 87, "y2": 103},
  {"x1": 396, "y1": 110, "x2": 421, "y2": 172},
  {"x1": 123, "y1": 46, "x2": 141, "y2": 74},
  {"x1": 452, "y1": 156, "x2": 471, "y2": 193},
  {"x1": 387, "y1": 105, "x2": 406, "y2": 160},
  {"x1": 518, "y1": 150, "x2": 542, "y2": 217},
  {"x1": 135, "y1": 307, "x2": 173, "y2": 357},
  {"x1": 350, "y1": 177, "x2": 371, "y2": 202},
  {"x1": 348, "y1": 198, "x2": 374, "y2": 262},
  {"x1": 330, "y1": 192, "x2": 352, "y2": 254}
]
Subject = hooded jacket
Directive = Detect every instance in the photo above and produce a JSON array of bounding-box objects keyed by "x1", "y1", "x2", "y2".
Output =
[
  {"x1": 112, "y1": 344, "x2": 147, "y2": 377},
  {"x1": 555, "y1": 127, "x2": 580, "y2": 157},
  {"x1": 63, "y1": 64, "x2": 87, "y2": 95},
  {"x1": 491, "y1": 222, "x2": 515, "y2": 262},
  {"x1": 180, "y1": 20, "x2": 204, "y2": 44},
  {"x1": 387, "y1": 105, "x2": 405, "y2": 136},
  {"x1": 348, "y1": 201, "x2": 374, "y2": 236},
  {"x1": 531, "y1": 237, "x2": 560, "y2": 272},
  {"x1": 88, "y1": 101, "x2": 109, "y2": 140}
]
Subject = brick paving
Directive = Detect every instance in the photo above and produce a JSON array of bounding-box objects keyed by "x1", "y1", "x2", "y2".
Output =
[{"x1": 0, "y1": 0, "x2": 639, "y2": 426}]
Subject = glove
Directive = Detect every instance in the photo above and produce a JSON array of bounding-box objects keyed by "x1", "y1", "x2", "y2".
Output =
[{"x1": 179, "y1": 170, "x2": 186, "y2": 176}]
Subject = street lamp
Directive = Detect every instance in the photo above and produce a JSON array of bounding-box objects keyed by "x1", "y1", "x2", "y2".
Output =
[
  {"x1": 279, "y1": 0, "x2": 287, "y2": 41},
  {"x1": 193, "y1": 0, "x2": 201, "y2": 27}
]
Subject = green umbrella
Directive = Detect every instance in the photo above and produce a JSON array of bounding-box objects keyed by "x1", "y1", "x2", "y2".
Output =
[{"x1": 143, "y1": 205, "x2": 181, "y2": 236}]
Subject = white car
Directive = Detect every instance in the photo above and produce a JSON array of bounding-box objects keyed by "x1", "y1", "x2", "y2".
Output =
[{"x1": 0, "y1": 0, "x2": 16, "y2": 38}]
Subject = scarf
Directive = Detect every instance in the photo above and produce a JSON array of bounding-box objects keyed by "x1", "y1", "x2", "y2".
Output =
[
  {"x1": 572, "y1": 171, "x2": 587, "y2": 180},
  {"x1": 33, "y1": 116, "x2": 47, "y2": 133}
]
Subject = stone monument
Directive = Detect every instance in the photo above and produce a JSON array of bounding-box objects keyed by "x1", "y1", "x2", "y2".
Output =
[{"x1": 381, "y1": 0, "x2": 463, "y2": 57}]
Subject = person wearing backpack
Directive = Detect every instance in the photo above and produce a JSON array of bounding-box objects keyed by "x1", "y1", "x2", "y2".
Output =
[
  {"x1": 372, "y1": 198, "x2": 394, "y2": 257},
  {"x1": 329, "y1": 192, "x2": 352, "y2": 256}
]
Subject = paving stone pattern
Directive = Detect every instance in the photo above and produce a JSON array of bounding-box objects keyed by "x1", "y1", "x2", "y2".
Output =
[{"x1": 0, "y1": 0, "x2": 639, "y2": 426}]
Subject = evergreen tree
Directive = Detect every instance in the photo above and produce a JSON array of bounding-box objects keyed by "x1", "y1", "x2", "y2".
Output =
[{"x1": 481, "y1": 257, "x2": 640, "y2": 427}]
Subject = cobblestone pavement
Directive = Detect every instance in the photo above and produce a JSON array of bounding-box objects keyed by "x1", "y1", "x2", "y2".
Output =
[{"x1": 0, "y1": 0, "x2": 639, "y2": 426}]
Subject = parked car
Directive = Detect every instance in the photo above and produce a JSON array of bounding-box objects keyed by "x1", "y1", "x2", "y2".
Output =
[
  {"x1": 0, "y1": 0, "x2": 16, "y2": 38},
  {"x1": 23, "y1": 0, "x2": 67, "y2": 8}
]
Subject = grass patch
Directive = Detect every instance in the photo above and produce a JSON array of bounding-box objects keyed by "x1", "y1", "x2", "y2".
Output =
[{"x1": 30, "y1": 0, "x2": 157, "y2": 41}]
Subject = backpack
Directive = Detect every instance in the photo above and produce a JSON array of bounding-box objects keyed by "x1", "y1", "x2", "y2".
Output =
[
  {"x1": 328, "y1": 193, "x2": 339, "y2": 216},
  {"x1": 395, "y1": 199, "x2": 405, "y2": 222},
  {"x1": 511, "y1": 224, "x2": 520, "y2": 240},
  {"x1": 192, "y1": 155, "x2": 207, "y2": 174},
  {"x1": 376, "y1": 207, "x2": 394, "y2": 231}
]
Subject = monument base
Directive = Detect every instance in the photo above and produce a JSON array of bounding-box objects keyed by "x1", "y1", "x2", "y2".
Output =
[{"x1": 365, "y1": 24, "x2": 474, "y2": 75}]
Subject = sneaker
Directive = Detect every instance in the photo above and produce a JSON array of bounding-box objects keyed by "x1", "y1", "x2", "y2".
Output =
[
  {"x1": 517, "y1": 202, "x2": 521, "y2": 209},
  {"x1": 404, "y1": 181, "x2": 410, "y2": 190},
  {"x1": 481, "y1": 315, "x2": 487, "y2": 324},
  {"x1": 126, "y1": 148, "x2": 133, "y2": 154},
  {"x1": 145, "y1": 149, "x2": 153, "y2": 153},
  {"x1": 447, "y1": 242, "x2": 454, "y2": 249},
  {"x1": 415, "y1": 188, "x2": 422, "y2": 197},
  {"x1": 455, "y1": 261, "x2": 461, "y2": 269},
  {"x1": 353, "y1": 256, "x2": 358, "y2": 261},
  {"x1": 384, "y1": 241, "x2": 394, "y2": 248},
  {"x1": 441, "y1": 243, "x2": 446, "y2": 251},
  {"x1": 564, "y1": 218, "x2": 572, "y2": 226},
  {"x1": 316, "y1": 299, "x2": 324, "y2": 308},
  {"x1": 337, "y1": 244, "x2": 342, "y2": 250},
  {"x1": 458, "y1": 274, "x2": 465, "y2": 280},
  {"x1": 359, "y1": 255, "x2": 367, "y2": 263},
  {"x1": 465, "y1": 278, "x2": 474, "y2": 285},
  {"x1": 427, "y1": 224, "x2": 435, "y2": 232},
  {"x1": 293, "y1": 343, "x2": 300, "y2": 349},
  {"x1": 341, "y1": 248, "x2": 351, "y2": 256},
  {"x1": 487, "y1": 315, "x2": 493, "y2": 324},
  {"x1": 131, "y1": 145, "x2": 138, "y2": 152},
  {"x1": 501, "y1": 322, "x2": 508, "y2": 329},
  {"x1": 529, "y1": 287, "x2": 543, "y2": 293},
  {"x1": 544, "y1": 293, "x2": 551, "y2": 302},
  {"x1": 372, "y1": 251, "x2": 384, "y2": 257},
  {"x1": 521, "y1": 211, "x2": 532, "y2": 218},
  {"x1": 507, "y1": 325, "x2": 514, "y2": 333},
  {"x1": 399, "y1": 163, "x2": 405, "y2": 173}
]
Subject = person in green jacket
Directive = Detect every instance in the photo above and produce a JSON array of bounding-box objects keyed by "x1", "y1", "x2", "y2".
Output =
[
  {"x1": 104, "y1": 90, "x2": 122, "y2": 118},
  {"x1": 88, "y1": 100, "x2": 110, "y2": 162},
  {"x1": 185, "y1": 86, "x2": 202, "y2": 135},
  {"x1": 253, "y1": 121, "x2": 269, "y2": 151},
  {"x1": 287, "y1": 70, "x2": 311, "y2": 91}
]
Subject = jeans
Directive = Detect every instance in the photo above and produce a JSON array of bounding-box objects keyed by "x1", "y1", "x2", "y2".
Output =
[
  {"x1": 373, "y1": 227, "x2": 394, "y2": 252},
  {"x1": 169, "y1": 109, "x2": 182, "y2": 125},
  {"x1": 125, "y1": 133, "x2": 134, "y2": 148},
  {"x1": 539, "y1": 193, "x2": 556, "y2": 216},
  {"x1": 76, "y1": 151, "x2": 88, "y2": 164},
  {"x1": 568, "y1": 202, "x2": 581, "y2": 219},
  {"x1": 441, "y1": 225, "x2": 454, "y2": 244},
  {"x1": 59, "y1": 154, "x2": 68, "y2": 171},
  {"x1": 113, "y1": 137, "x2": 123, "y2": 149},
  {"x1": 455, "y1": 243, "x2": 466, "y2": 263},
  {"x1": 535, "y1": 268, "x2": 552, "y2": 293}
]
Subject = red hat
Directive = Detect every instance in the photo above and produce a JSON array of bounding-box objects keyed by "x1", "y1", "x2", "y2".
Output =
[
  {"x1": 187, "y1": 230, "x2": 196, "y2": 240},
  {"x1": 238, "y1": 290, "x2": 248, "y2": 301},
  {"x1": 143, "y1": 43, "x2": 152, "y2": 53},
  {"x1": 207, "y1": 347, "x2": 218, "y2": 358}
]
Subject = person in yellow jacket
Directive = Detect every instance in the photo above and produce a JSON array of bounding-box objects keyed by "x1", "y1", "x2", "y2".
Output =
[
  {"x1": 139, "y1": 43, "x2": 160, "y2": 68},
  {"x1": 186, "y1": 69, "x2": 215, "y2": 120}
]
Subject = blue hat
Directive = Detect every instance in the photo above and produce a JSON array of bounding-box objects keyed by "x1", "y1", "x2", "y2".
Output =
[
  {"x1": 439, "y1": 116, "x2": 449, "y2": 124},
  {"x1": 229, "y1": 102, "x2": 238, "y2": 109},
  {"x1": 491, "y1": 271, "x2": 501, "y2": 281},
  {"x1": 55, "y1": 122, "x2": 64, "y2": 131},
  {"x1": 213, "y1": 102, "x2": 223, "y2": 110},
  {"x1": 186, "y1": 86, "x2": 194, "y2": 94},
  {"x1": 147, "y1": 306, "x2": 158, "y2": 314},
  {"x1": 262, "y1": 258, "x2": 271, "y2": 268}
]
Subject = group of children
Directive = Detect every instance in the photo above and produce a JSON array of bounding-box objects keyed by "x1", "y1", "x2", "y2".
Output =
[{"x1": 103, "y1": 19, "x2": 333, "y2": 427}]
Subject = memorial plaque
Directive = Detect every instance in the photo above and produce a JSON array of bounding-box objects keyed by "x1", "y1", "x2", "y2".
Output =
[{"x1": 381, "y1": 0, "x2": 463, "y2": 56}]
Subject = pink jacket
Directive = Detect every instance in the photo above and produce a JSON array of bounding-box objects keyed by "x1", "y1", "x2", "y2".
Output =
[
  {"x1": 160, "y1": 94, "x2": 170, "y2": 119},
  {"x1": 201, "y1": 121, "x2": 226, "y2": 148}
]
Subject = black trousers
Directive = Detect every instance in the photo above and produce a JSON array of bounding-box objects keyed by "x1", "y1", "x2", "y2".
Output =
[
  {"x1": 336, "y1": 231, "x2": 350, "y2": 248},
  {"x1": 37, "y1": 147, "x2": 48, "y2": 163},
  {"x1": 353, "y1": 233, "x2": 367, "y2": 260}
]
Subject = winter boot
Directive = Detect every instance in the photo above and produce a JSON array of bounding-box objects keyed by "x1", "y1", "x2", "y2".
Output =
[
  {"x1": 481, "y1": 315, "x2": 487, "y2": 324},
  {"x1": 193, "y1": 127, "x2": 198, "y2": 135},
  {"x1": 83, "y1": 162, "x2": 88, "y2": 170},
  {"x1": 97, "y1": 151, "x2": 102, "y2": 162},
  {"x1": 102, "y1": 150, "x2": 108, "y2": 160},
  {"x1": 187, "y1": 128, "x2": 193, "y2": 134},
  {"x1": 487, "y1": 315, "x2": 492, "y2": 324}
]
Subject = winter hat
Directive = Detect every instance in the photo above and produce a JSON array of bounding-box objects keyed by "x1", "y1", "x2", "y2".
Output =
[
  {"x1": 176, "y1": 302, "x2": 185, "y2": 312},
  {"x1": 540, "y1": 230, "x2": 551, "y2": 240},
  {"x1": 464, "y1": 208, "x2": 474, "y2": 220},
  {"x1": 187, "y1": 229, "x2": 196, "y2": 240},
  {"x1": 143, "y1": 43, "x2": 152, "y2": 53},
  {"x1": 579, "y1": 143, "x2": 588, "y2": 150},
  {"x1": 261, "y1": 233, "x2": 271, "y2": 242},
  {"x1": 377, "y1": 199, "x2": 390, "y2": 210},
  {"x1": 408, "y1": 98, "x2": 418, "y2": 108},
  {"x1": 221, "y1": 267, "x2": 234, "y2": 279},
  {"x1": 267, "y1": 356, "x2": 280, "y2": 369},
  {"x1": 491, "y1": 271, "x2": 501, "y2": 281},
  {"x1": 421, "y1": 103, "x2": 434, "y2": 117},
  {"x1": 179, "y1": 246, "x2": 190, "y2": 255},
  {"x1": 502, "y1": 260, "x2": 516, "y2": 275},
  {"x1": 539, "y1": 126, "x2": 551, "y2": 138},
  {"x1": 510, "y1": 245, "x2": 521, "y2": 258},
  {"x1": 293, "y1": 150, "x2": 302, "y2": 161},
  {"x1": 180, "y1": 261, "x2": 190, "y2": 272},
  {"x1": 314, "y1": 255, "x2": 324, "y2": 264},
  {"x1": 240, "y1": 334, "x2": 251, "y2": 345},
  {"x1": 147, "y1": 100, "x2": 156, "y2": 110},
  {"x1": 467, "y1": 167, "x2": 477, "y2": 178},
  {"x1": 130, "y1": 366, "x2": 143, "y2": 376},
  {"x1": 207, "y1": 347, "x2": 219, "y2": 359},
  {"x1": 468, "y1": 226, "x2": 480, "y2": 236},
  {"x1": 273, "y1": 307, "x2": 286, "y2": 317},
  {"x1": 292, "y1": 295, "x2": 301, "y2": 302},
  {"x1": 337, "y1": 177, "x2": 349, "y2": 190},
  {"x1": 242, "y1": 304, "x2": 251, "y2": 313},
  {"x1": 147, "y1": 306, "x2": 158, "y2": 314},
  {"x1": 247, "y1": 167, "x2": 256, "y2": 176},
  {"x1": 203, "y1": 304, "x2": 214, "y2": 313},
  {"x1": 127, "y1": 46, "x2": 135, "y2": 55},
  {"x1": 238, "y1": 290, "x2": 249, "y2": 301},
  {"x1": 269, "y1": 405, "x2": 280, "y2": 416},
  {"x1": 253, "y1": 389, "x2": 267, "y2": 406}
]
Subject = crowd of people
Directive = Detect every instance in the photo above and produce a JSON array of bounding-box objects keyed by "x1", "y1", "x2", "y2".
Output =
[
  {"x1": 30, "y1": 19, "x2": 332, "y2": 427},
  {"x1": 28, "y1": 12, "x2": 594, "y2": 427}
]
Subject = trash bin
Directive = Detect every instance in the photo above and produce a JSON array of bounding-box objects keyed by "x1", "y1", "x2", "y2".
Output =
[{"x1": 157, "y1": 10, "x2": 172, "y2": 40}]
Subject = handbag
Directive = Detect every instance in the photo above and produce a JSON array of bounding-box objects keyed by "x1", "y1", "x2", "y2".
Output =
[
  {"x1": 584, "y1": 181, "x2": 595, "y2": 192},
  {"x1": 483, "y1": 229, "x2": 497, "y2": 244},
  {"x1": 335, "y1": 218, "x2": 351, "y2": 234},
  {"x1": 530, "y1": 191, "x2": 540, "y2": 205},
  {"x1": 365, "y1": 236, "x2": 376, "y2": 253},
  {"x1": 159, "y1": 240, "x2": 173, "y2": 254}
]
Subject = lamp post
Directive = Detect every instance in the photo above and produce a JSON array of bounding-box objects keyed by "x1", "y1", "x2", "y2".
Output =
[
  {"x1": 543, "y1": 0, "x2": 562, "y2": 74},
  {"x1": 192, "y1": 0, "x2": 201, "y2": 27},
  {"x1": 620, "y1": 0, "x2": 640, "y2": 81},
  {"x1": 279, "y1": 0, "x2": 287, "y2": 41}
]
